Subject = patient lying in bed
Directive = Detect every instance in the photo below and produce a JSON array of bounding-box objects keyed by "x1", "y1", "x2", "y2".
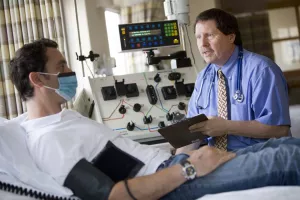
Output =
[{"x1": 2, "y1": 112, "x2": 300, "y2": 200}]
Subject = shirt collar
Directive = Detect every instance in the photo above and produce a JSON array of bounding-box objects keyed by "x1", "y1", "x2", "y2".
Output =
[
  {"x1": 20, "y1": 109, "x2": 65, "y2": 133},
  {"x1": 213, "y1": 45, "x2": 239, "y2": 78}
]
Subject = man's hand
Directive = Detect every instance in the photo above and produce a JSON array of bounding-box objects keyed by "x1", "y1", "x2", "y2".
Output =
[
  {"x1": 189, "y1": 116, "x2": 228, "y2": 137},
  {"x1": 188, "y1": 146, "x2": 236, "y2": 177}
]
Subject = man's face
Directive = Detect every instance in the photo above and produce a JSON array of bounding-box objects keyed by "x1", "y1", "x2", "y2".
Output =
[
  {"x1": 195, "y1": 20, "x2": 235, "y2": 66},
  {"x1": 39, "y1": 48, "x2": 73, "y2": 103}
]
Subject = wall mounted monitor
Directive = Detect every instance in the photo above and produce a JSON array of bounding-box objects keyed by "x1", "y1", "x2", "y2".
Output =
[{"x1": 119, "y1": 20, "x2": 181, "y2": 52}]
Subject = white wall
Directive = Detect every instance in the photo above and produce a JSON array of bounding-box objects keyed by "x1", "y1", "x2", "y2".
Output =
[
  {"x1": 85, "y1": 1, "x2": 110, "y2": 59},
  {"x1": 62, "y1": 0, "x2": 110, "y2": 95},
  {"x1": 62, "y1": 0, "x2": 89, "y2": 93}
]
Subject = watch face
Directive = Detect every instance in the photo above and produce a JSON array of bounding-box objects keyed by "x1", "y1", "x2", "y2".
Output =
[{"x1": 186, "y1": 166, "x2": 196, "y2": 176}]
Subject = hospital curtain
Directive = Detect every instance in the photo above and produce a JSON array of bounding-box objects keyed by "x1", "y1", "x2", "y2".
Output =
[
  {"x1": 120, "y1": 0, "x2": 166, "y2": 74},
  {"x1": 237, "y1": 12, "x2": 274, "y2": 60},
  {"x1": 0, "y1": 0, "x2": 66, "y2": 119}
]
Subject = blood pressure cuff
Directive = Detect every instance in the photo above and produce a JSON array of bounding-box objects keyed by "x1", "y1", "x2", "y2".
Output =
[
  {"x1": 64, "y1": 158, "x2": 114, "y2": 200},
  {"x1": 91, "y1": 141, "x2": 145, "y2": 182}
]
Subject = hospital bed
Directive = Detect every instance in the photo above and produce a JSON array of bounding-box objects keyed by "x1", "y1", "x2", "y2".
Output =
[
  {"x1": 1, "y1": 186, "x2": 300, "y2": 200},
  {"x1": 1, "y1": 107, "x2": 300, "y2": 200},
  {"x1": 0, "y1": 70, "x2": 300, "y2": 200}
]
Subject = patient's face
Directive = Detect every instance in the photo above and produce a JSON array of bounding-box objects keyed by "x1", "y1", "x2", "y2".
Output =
[
  {"x1": 44, "y1": 47, "x2": 72, "y2": 80},
  {"x1": 39, "y1": 48, "x2": 73, "y2": 103}
]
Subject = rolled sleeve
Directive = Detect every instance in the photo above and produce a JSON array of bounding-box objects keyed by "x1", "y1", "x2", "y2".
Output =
[{"x1": 251, "y1": 67, "x2": 290, "y2": 126}]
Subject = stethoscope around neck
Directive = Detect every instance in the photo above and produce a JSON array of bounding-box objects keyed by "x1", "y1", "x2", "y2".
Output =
[{"x1": 196, "y1": 46, "x2": 244, "y2": 109}]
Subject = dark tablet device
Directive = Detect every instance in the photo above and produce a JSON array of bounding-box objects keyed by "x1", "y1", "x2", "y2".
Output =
[{"x1": 158, "y1": 114, "x2": 208, "y2": 148}]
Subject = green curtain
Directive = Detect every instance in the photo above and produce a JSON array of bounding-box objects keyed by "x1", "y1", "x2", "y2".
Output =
[{"x1": 0, "y1": 0, "x2": 66, "y2": 119}]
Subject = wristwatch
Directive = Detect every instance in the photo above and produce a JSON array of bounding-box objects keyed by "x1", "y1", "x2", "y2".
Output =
[{"x1": 180, "y1": 160, "x2": 197, "y2": 180}]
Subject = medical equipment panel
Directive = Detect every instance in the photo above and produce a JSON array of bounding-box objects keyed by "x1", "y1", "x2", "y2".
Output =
[
  {"x1": 119, "y1": 20, "x2": 181, "y2": 52},
  {"x1": 89, "y1": 67, "x2": 197, "y2": 143}
]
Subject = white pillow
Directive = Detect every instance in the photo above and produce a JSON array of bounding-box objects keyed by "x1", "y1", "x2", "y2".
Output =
[{"x1": 0, "y1": 120, "x2": 73, "y2": 197}]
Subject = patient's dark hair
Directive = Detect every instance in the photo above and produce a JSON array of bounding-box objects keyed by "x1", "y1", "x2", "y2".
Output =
[
  {"x1": 194, "y1": 8, "x2": 242, "y2": 46},
  {"x1": 10, "y1": 38, "x2": 58, "y2": 101}
]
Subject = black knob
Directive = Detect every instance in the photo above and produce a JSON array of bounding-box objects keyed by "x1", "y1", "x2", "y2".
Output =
[
  {"x1": 178, "y1": 102, "x2": 186, "y2": 110},
  {"x1": 133, "y1": 103, "x2": 141, "y2": 112},
  {"x1": 143, "y1": 115, "x2": 153, "y2": 124},
  {"x1": 158, "y1": 121, "x2": 165, "y2": 128},
  {"x1": 154, "y1": 73, "x2": 161, "y2": 83},
  {"x1": 127, "y1": 122, "x2": 135, "y2": 131},
  {"x1": 119, "y1": 105, "x2": 126, "y2": 114},
  {"x1": 166, "y1": 113, "x2": 173, "y2": 121}
]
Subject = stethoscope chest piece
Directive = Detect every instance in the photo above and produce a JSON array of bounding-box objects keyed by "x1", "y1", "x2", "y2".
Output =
[
  {"x1": 197, "y1": 46, "x2": 245, "y2": 107},
  {"x1": 234, "y1": 90, "x2": 244, "y2": 103}
]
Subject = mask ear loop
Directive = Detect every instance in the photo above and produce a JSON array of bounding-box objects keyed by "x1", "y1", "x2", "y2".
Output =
[
  {"x1": 38, "y1": 72, "x2": 60, "y2": 76},
  {"x1": 37, "y1": 72, "x2": 60, "y2": 90}
]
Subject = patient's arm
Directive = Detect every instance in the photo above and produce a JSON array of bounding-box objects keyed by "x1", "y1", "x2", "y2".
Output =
[
  {"x1": 109, "y1": 164, "x2": 185, "y2": 200},
  {"x1": 108, "y1": 146, "x2": 236, "y2": 200},
  {"x1": 176, "y1": 142, "x2": 201, "y2": 154}
]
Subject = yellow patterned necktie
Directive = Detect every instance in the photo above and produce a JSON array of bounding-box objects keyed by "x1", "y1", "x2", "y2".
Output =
[{"x1": 215, "y1": 69, "x2": 228, "y2": 151}]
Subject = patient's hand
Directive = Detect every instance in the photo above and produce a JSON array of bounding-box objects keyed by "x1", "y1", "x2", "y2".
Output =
[{"x1": 188, "y1": 146, "x2": 236, "y2": 177}]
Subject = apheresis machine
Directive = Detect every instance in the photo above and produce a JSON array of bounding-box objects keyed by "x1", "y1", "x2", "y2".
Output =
[{"x1": 83, "y1": 0, "x2": 197, "y2": 145}]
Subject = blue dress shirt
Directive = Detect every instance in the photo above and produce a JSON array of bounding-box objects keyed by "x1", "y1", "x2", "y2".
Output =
[{"x1": 187, "y1": 46, "x2": 291, "y2": 151}]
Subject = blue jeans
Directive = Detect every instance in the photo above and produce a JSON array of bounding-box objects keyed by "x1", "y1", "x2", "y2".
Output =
[{"x1": 158, "y1": 137, "x2": 300, "y2": 200}]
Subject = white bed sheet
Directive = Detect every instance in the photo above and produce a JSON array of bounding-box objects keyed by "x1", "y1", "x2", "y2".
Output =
[
  {"x1": 198, "y1": 186, "x2": 300, "y2": 200},
  {"x1": 290, "y1": 105, "x2": 300, "y2": 138}
]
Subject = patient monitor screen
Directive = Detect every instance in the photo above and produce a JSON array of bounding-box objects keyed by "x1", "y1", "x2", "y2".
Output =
[{"x1": 119, "y1": 20, "x2": 181, "y2": 52}]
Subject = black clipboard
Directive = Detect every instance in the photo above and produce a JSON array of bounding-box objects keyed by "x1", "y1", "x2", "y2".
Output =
[{"x1": 158, "y1": 114, "x2": 208, "y2": 148}]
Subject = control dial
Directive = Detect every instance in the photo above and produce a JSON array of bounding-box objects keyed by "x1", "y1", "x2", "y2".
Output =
[
  {"x1": 154, "y1": 73, "x2": 161, "y2": 83},
  {"x1": 166, "y1": 113, "x2": 173, "y2": 121},
  {"x1": 119, "y1": 105, "x2": 126, "y2": 114},
  {"x1": 127, "y1": 122, "x2": 135, "y2": 131},
  {"x1": 133, "y1": 103, "x2": 141, "y2": 112},
  {"x1": 158, "y1": 121, "x2": 165, "y2": 128},
  {"x1": 178, "y1": 102, "x2": 186, "y2": 110}
]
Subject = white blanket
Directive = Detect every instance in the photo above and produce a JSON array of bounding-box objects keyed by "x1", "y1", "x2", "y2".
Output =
[{"x1": 199, "y1": 186, "x2": 300, "y2": 200}]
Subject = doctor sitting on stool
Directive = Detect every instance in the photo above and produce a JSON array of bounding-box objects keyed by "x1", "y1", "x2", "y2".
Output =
[{"x1": 177, "y1": 8, "x2": 291, "y2": 153}]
